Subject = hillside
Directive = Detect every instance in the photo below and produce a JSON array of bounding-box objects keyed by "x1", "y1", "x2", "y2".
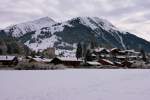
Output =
[
  {"x1": 0, "y1": 30, "x2": 31, "y2": 55},
  {"x1": 3, "y1": 16, "x2": 150, "y2": 56}
]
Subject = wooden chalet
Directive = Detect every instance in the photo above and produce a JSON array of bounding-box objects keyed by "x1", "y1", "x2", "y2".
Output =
[
  {"x1": 98, "y1": 59, "x2": 114, "y2": 66},
  {"x1": 116, "y1": 56, "x2": 126, "y2": 61},
  {"x1": 94, "y1": 48, "x2": 109, "y2": 53},
  {"x1": 0, "y1": 56, "x2": 18, "y2": 66},
  {"x1": 29, "y1": 57, "x2": 52, "y2": 64},
  {"x1": 42, "y1": 47, "x2": 56, "y2": 58},
  {"x1": 113, "y1": 61, "x2": 123, "y2": 67},
  {"x1": 121, "y1": 60, "x2": 134, "y2": 67},
  {"x1": 51, "y1": 57, "x2": 82, "y2": 67},
  {"x1": 86, "y1": 61, "x2": 101, "y2": 66},
  {"x1": 94, "y1": 48, "x2": 110, "y2": 59},
  {"x1": 110, "y1": 48, "x2": 121, "y2": 55}
]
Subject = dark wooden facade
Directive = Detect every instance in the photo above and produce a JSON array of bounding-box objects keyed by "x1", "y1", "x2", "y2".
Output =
[
  {"x1": 98, "y1": 59, "x2": 114, "y2": 66},
  {"x1": 51, "y1": 57, "x2": 82, "y2": 67},
  {"x1": 0, "y1": 56, "x2": 18, "y2": 66}
]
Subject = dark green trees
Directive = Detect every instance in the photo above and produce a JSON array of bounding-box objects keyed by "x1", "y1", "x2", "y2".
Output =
[
  {"x1": 76, "y1": 42, "x2": 82, "y2": 60},
  {"x1": 0, "y1": 30, "x2": 31, "y2": 55},
  {"x1": 85, "y1": 49, "x2": 92, "y2": 62},
  {"x1": 140, "y1": 49, "x2": 147, "y2": 62},
  {"x1": 76, "y1": 41, "x2": 93, "y2": 63}
]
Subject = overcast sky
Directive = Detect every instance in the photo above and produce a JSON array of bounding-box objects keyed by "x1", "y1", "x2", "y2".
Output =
[{"x1": 0, "y1": 0, "x2": 150, "y2": 41}]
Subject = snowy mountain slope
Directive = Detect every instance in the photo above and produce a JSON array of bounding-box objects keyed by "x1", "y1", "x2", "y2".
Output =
[
  {"x1": 66, "y1": 17, "x2": 127, "y2": 48},
  {"x1": 74, "y1": 17, "x2": 119, "y2": 31},
  {"x1": 3, "y1": 16, "x2": 150, "y2": 56},
  {"x1": 30, "y1": 17, "x2": 127, "y2": 50},
  {"x1": 32, "y1": 21, "x2": 73, "y2": 39},
  {"x1": 4, "y1": 17, "x2": 56, "y2": 37}
]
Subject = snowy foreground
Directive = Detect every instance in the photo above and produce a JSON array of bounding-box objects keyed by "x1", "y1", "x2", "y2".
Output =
[{"x1": 0, "y1": 69, "x2": 150, "y2": 100}]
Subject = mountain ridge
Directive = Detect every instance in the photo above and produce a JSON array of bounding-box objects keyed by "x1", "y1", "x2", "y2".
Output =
[
  {"x1": 1, "y1": 16, "x2": 150, "y2": 56},
  {"x1": 4, "y1": 17, "x2": 56, "y2": 37}
]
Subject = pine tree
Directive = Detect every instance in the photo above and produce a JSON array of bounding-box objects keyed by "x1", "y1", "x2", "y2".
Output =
[
  {"x1": 85, "y1": 49, "x2": 92, "y2": 62},
  {"x1": 76, "y1": 42, "x2": 82, "y2": 60},
  {"x1": 0, "y1": 48, "x2": 2, "y2": 55},
  {"x1": 7, "y1": 44, "x2": 12, "y2": 54},
  {"x1": 140, "y1": 49, "x2": 147, "y2": 62},
  {"x1": 31, "y1": 51, "x2": 36, "y2": 58},
  {"x1": 82, "y1": 42, "x2": 88, "y2": 58}
]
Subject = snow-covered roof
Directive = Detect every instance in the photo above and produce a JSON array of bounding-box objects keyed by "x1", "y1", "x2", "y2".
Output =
[
  {"x1": 94, "y1": 48, "x2": 104, "y2": 52},
  {"x1": 32, "y1": 57, "x2": 52, "y2": 63},
  {"x1": 120, "y1": 50, "x2": 140, "y2": 54},
  {"x1": 114, "y1": 62, "x2": 122, "y2": 64},
  {"x1": 0, "y1": 56, "x2": 16, "y2": 61},
  {"x1": 27, "y1": 56, "x2": 32, "y2": 59},
  {"x1": 111, "y1": 48, "x2": 120, "y2": 51},
  {"x1": 55, "y1": 49, "x2": 76, "y2": 58},
  {"x1": 94, "y1": 48, "x2": 109, "y2": 53},
  {"x1": 100, "y1": 54, "x2": 110, "y2": 57},
  {"x1": 91, "y1": 54, "x2": 96, "y2": 57},
  {"x1": 116, "y1": 56, "x2": 126, "y2": 59},
  {"x1": 87, "y1": 61, "x2": 101, "y2": 66},
  {"x1": 56, "y1": 57, "x2": 82, "y2": 61},
  {"x1": 101, "y1": 59, "x2": 114, "y2": 65},
  {"x1": 124, "y1": 50, "x2": 135, "y2": 52},
  {"x1": 42, "y1": 58, "x2": 53, "y2": 62},
  {"x1": 129, "y1": 56, "x2": 139, "y2": 58}
]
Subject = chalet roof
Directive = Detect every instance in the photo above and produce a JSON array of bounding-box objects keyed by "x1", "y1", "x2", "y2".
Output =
[
  {"x1": 87, "y1": 61, "x2": 101, "y2": 66},
  {"x1": 32, "y1": 57, "x2": 52, "y2": 63},
  {"x1": 116, "y1": 56, "x2": 126, "y2": 59},
  {"x1": 110, "y1": 48, "x2": 120, "y2": 52},
  {"x1": 95, "y1": 48, "x2": 105, "y2": 52},
  {"x1": 101, "y1": 59, "x2": 114, "y2": 65},
  {"x1": 42, "y1": 58, "x2": 53, "y2": 62},
  {"x1": 27, "y1": 56, "x2": 32, "y2": 59},
  {"x1": 129, "y1": 56, "x2": 139, "y2": 58},
  {"x1": 101, "y1": 54, "x2": 111, "y2": 57},
  {"x1": 94, "y1": 48, "x2": 109, "y2": 53},
  {"x1": 91, "y1": 54, "x2": 96, "y2": 57},
  {"x1": 111, "y1": 48, "x2": 119, "y2": 51},
  {"x1": 120, "y1": 50, "x2": 140, "y2": 54},
  {"x1": 0, "y1": 56, "x2": 16, "y2": 61},
  {"x1": 114, "y1": 61, "x2": 122, "y2": 65},
  {"x1": 56, "y1": 57, "x2": 82, "y2": 61}
]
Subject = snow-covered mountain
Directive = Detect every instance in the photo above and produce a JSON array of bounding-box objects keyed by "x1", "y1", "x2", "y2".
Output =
[
  {"x1": 4, "y1": 17, "x2": 56, "y2": 37},
  {"x1": 3, "y1": 16, "x2": 150, "y2": 56}
]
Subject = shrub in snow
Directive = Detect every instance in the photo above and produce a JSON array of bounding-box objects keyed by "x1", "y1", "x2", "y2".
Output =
[
  {"x1": 51, "y1": 64, "x2": 67, "y2": 70},
  {"x1": 130, "y1": 61, "x2": 150, "y2": 69},
  {"x1": 101, "y1": 65, "x2": 118, "y2": 69},
  {"x1": 15, "y1": 62, "x2": 66, "y2": 70}
]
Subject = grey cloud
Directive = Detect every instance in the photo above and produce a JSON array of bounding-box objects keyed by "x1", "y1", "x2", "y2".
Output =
[{"x1": 0, "y1": 0, "x2": 149, "y2": 41}]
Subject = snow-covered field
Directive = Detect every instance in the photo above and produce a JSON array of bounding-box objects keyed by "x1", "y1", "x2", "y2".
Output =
[{"x1": 0, "y1": 69, "x2": 150, "y2": 100}]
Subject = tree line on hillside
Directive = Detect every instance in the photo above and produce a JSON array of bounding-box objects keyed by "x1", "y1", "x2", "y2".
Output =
[
  {"x1": 76, "y1": 41, "x2": 98, "y2": 62},
  {"x1": 0, "y1": 30, "x2": 31, "y2": 55}
]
